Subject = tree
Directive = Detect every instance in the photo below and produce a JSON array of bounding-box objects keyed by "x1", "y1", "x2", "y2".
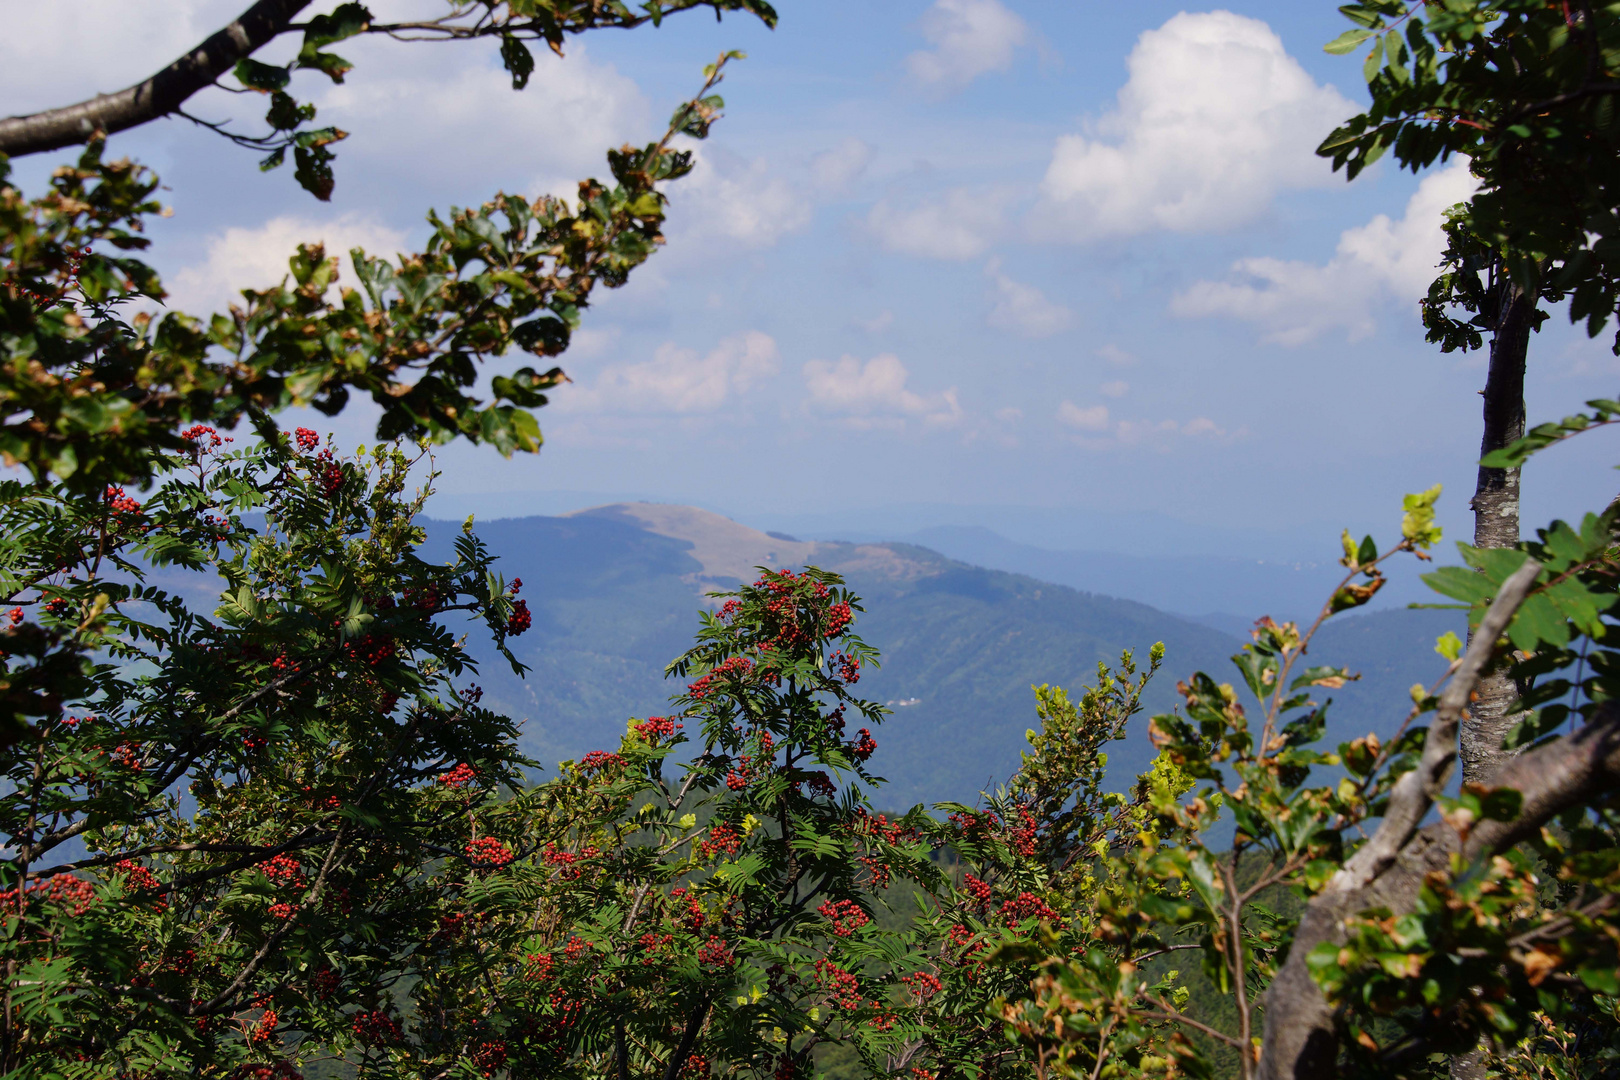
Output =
[{"x1": 1318, "y1": 0, "x2": 1620, "y2": 791}]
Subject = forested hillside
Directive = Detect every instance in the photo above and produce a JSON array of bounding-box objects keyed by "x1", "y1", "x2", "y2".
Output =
[{"x1": 426, "y1": 503, "x2": 1464, "y2": 805}]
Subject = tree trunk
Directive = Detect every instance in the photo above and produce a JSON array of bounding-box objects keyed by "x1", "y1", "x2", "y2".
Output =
[{"x1": 1453, "y1": 281, "x2": 1534, "y2": 1080}]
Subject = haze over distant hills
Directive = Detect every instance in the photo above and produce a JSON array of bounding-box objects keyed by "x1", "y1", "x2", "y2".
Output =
[{"x1": 423, "y1": 503, "x2": 1463, "y2": 808}]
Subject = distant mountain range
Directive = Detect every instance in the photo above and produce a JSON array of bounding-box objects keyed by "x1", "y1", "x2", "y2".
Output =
[{"x1": 423, "y1": 504, "x2": 1464, "y2": 808}]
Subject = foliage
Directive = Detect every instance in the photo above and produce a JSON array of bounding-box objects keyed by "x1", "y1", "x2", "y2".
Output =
[
  {"x1": 0, "y1": 54, "x2": 741, "y2": 491},
  {"x1": 0, "y1": 430, "x2": 536, "y2": 1076},
  {"x1": 1320, "y1": 1, "x2": 1620, "y2": 346},
  {"x1": 185, "y1": 1, "x2": 777, "y2": 200}
]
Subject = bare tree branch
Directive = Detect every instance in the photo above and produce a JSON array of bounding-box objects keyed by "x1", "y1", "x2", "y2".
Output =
[{"x1": 0, "y1": 0, "x2": 311, "y2": 158}]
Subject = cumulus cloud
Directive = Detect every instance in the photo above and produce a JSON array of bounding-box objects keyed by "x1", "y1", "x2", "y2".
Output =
[
  {"x1": 1100, "y1": 380, "x2": 1129, "y2": 398},
  {"x1": 1057, "y1": 401, "x2": 1110, "y2": 432},
  {"x1": 667, "y1": 148, "x2": 814, "y2": 248},
  {"x1": 905, "y1": 0, "x2": 1029, "y2": 93},
  {"x1": 985, "y1": 259, "x2": 1073, "y2": 338},
  {"x1": 867, "y1": 188, "x2": 1009, "y2": 260},
  {"x1": 0, "y1": 0, "x2": 231, "y2": 113},
  {"x1": 802, "y1": 354, "x2": 962, "y2": 427},
  {"x1": 1034, "y1": 11, "x2": 1356, "y2": 241},
  {"x1": 166, "y1": 213, "x2": 408, "y2": 314},
  {"x1": 1172, "y1": 158, "x2": 1479, "y2": 344},
  {"x1": 811, "y1": 138, "x2": 874, "y2": 194},
  {"x1": 564, "y1": 332, "x2": 779, "y2": 413}
]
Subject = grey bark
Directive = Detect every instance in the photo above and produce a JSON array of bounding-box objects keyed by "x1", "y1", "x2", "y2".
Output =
[
  {"x1": 1461, "y1": 282, "x2": 1536, "y2": 789},
  {"x1": 0, "y1": 0, "x2": 311, "y2": 159},
  {"x1": 1453, "y1": 281, "x2": 1536, "y2": 1080}
]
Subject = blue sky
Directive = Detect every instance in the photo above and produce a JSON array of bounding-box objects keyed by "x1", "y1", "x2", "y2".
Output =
[{"x1": 7, "y1": 0, "x2": 1620, "y2": 562}]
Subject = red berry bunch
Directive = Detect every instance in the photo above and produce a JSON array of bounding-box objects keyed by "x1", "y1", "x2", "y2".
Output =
[
  {"x1": 697, "y1": 822, "x2": 742, "y2": 859},
  {"x1": 999, "y1": 892, "x2": 1058, "y2": 924},
  {"x1": 262, "y1": 854, "x2": 303, "y2": 888},
  {"x1": 686, "y1": 655, "x2": 753, "y2": 700},
  {"x1": 817, "y1": 898, "x2": 870, "y2": 938},
  {"x1": 268, "y1": 901, "x2": 297, "y2": 920},
  {"x1": 437, "y1": 763, "x2": 478, "y2": 789},
  {"x1": 464, "y1": 837, "x2": 512, "y2": 867},
  {"x1": 6, "y1": 607, "x2": 20, "y2": 625},
  {"x1": 0, "y1": 874, "x2": 97, "y2": 916},
  {"x1": 470, "y1": 1040, "x2": 508, "y2": 1076},
  {"x1": 578, "y1": 750, "x2": 623, "y2": 774},
  {"x1": 506, "y1": 597, "x2": 531, "y2": 636},
  {"x1": 823, "y1": 601, "x2": 853, "y2": 639},
  {"x1": 43, "y1": 597, "x2": 70, "y2": 618},
  {"x1": 696, "y1": 935, "x2": 735, "y2": 969},
  {"x1": 1007, "y1": 806, "x2": 1039, "y2": 858},
  {"x1": 681, "y1": 1054, "x2": 711, "y2": 1079},
  {"x1": 831, "y1": 652, "x2": 860, "y2": 684},
  {"x1": 311, "y1": 966, "x2": 340, "y2": 999},
  {"x1": 718, "y1": 598, "x2": 741, "y2": 620},
  {"x1": 805, "y1": 771, "x2": 836, "y2": 798},
  {"x1": 294, "y1": 427, "x2": 320, "y2": 452},
  {"x1": 963, "y1": 874, "x2": 992, "y2": 904},
  {"x1": 180, "y1": 424, "x2": 230, "y2": 452},
  {"x1": 635, "y1": 715, "x2": 677, "y2": 741},
  {"x1": 849, "y1": 728, "x2": 877, "y2": 762},
  {"x1": 103, "y1": 485, "x2": 143, "y2": 521},
  {"x1": 113, "y1": 860, "x2": 161, "y2": 893},
  {"x1": 247, "y1": 1009, "x2": 278, "y2": 1047},
  {"x1": 351, "y1": 1009, "x2": 402, "y2": 1046},
  {"x1": 343, "y1": 633, "x2": 396, "y2": 668},
  {"x1": 814, "y1": 958, "x2": 863, "y2": 1010},
  {"x1": 901, "y1": 971, "x2": 943, "y2": 1000},
  {"x1": 544, "y1": 843, "x2": 598, "y2": 881}
]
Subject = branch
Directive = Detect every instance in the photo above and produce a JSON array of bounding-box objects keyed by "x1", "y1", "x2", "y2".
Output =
[
  {"x1": 1260, "y1": 688, "x2": 1620, "y2": 1078},
  {"x1": 0, "y1": 0, "x2": 311, "y2": 158}
]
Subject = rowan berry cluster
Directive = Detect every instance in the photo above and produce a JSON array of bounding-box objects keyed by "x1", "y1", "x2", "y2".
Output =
[
  {"x1": 823, "y1": 601, "x2": 853, "y2": 638},
  {"x1": 697, "y1": 822, "x2": 742, "y2": 858},
  {"x1": 351, "y1": 1009, "x2": 402, "y2": 1046},
  {"x1": 181, "y1": 424, "x2": 230, "y2": 452},
  {"x1": 506, "y1": 597, "x2": 531, "y2": 635},
  {"x1": 544, "y1": 843, "x2": 598, "y2": 881},
  {"x1": 114, "y1": 860, "x2": 161, "y2": 892},
  {"x1": 438, "y1": 763, "x2": 478, "y2": 788},
  {"x1": 262, "y1": 854, "x2": 303, "y2": 888},
  {"x1": 814, "y1": 958, "x2": 863, "y2": 1010},
  {"x1": 312, "y1": 966, "x2": 340, "y2": 999},
  {"x1": 268, "y1": 902, "x2": 297, "y2": 920},
  {"x1": 999, "y1": 892, "x2": 1058, "y2": 923},
  {"x1": 681, "y1": 1053, "x2": 711, "y2": 1079},
  {"x1": 831, "y1": 652, "x2": 860, "y2": 683},
  {"x1": 805, "y1": 771, "x2": 836, "y2": 798},
  {"x1": 248, "y1": 1009, "x2": 279, "y2": 1047},
  {"x1": 343, "y1": 633, "x2": 396, "y2": 667},
  {"x1": 696, "y1": 935, "x2": 734, "y2": 969},
  {"x1": 635, "y1": 715, "x2": 677, "y2": 741},
  {"x1": 465, "y1": 837, "x2": 513, "y2": 867},
  {"x1": 901, "y1": 971, "x2": 943, "y2": 1000},
  {"x1": 470, "y1": 1039, "x2": 508, "y2": 1076},
  {"x1": 817, "y1": 898, "x2": 870, "y2": 937},
  {"x1": 686, "y1": 655, "x2": 753, "y2": 700},
  {"x1": 849, "y1": 728, "x2": 877, "y2": 761},
  {"x1": 7, "y1": 607, "x2": 21, "y2": 625},
  {"x1": 579, "y1": 750, "x2": 623, "y2": 774},
  {"x1": 963, "y1": 874, "x2": 992, "y2": 904},
  {"x1": 1008, "y1": 807, "x2": 1039, "y2": 858},
  {"x1": 0, "y1": 874, "x2": 97, "y2": 916},
  {"x1": 638, "y1": 932, "x2": 674, "y2": 964},
  {"x1": 669, "y1": 886, "x2": 705, "y2": 931},
  {"x1": 718, "y1": 598, "x2": 741, "y2": 620},
  {"x1": 294, "y1": 428, "x2": 321, "y2": 452},
  {"x1": 43, "y1": 597, "x2": 69, "y2": 617}
]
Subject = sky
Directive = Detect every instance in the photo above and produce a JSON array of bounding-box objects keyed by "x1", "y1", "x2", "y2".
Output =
[{"x1": 6, "y1": 0, "x2": 1620, "y2": 563}]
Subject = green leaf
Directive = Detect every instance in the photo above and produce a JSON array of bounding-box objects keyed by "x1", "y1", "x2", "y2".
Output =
[
  {"x1": 1325, "y1": 27, "x2": 1378, "y2": 54},
  {"x1": 500, "y1": 35, "x2": 535, "y2": 90},
  {"x1": 234, "y1": 58, "x2": 291, "y2": 93}
]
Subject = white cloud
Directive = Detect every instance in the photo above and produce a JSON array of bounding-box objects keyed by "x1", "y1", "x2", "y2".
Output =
[
  {"x1": 803, "y1": 354, "x2": 962, "y2": 427},
  {"x1": 564, "y1": 331, "x2": 779, "y2": 413},
  {"x1": 985, "y1": 259, "x2": 1073, "y2": 338},
  {"x1": 1172, "y1": 157, "x2": 1478, "y2": 344},
  {"x1": 1057, "y1": 401, "x2": 1110, "y2": 431},
  {"x1": 0, "y1": 0, "x2": 234, "y2": 113},
  {"x1": 166, "y1": 213, "x2": 408, "y2": 314},
  {"x1": 1034, "y1": 11, "x2": 1356, "y2": 241},
  {"x1": 1096, "y1": 343, "x2": 1138, "y2": 367},
  {"x1": 867, "y1": 188, "x2": 1008, "y2": 260},
  {"x1": 994, "y1": 406, "x2": 1024, "y2": 422},
  {"x1": 668, "y1": 148, "x2": 813, "y2": 248},
  {"x1": 906, "y1": 0, "x2": 1029, "y2": 93},
  {"x1": 1100, "y1": 380, "x2": 1129, "y2": 398},
  {"x1": 811, "y1": 138, "x2": 874, "y2": 193},
  {"x1": 1059, "y1": 401, "x2": 1234, "y2": 445},
  {"x1": 857, "y1": 310, "x2": 895, "y2": 333}
]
